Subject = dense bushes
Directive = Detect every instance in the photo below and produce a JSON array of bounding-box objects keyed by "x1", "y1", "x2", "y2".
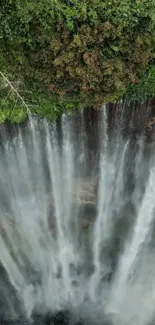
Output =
[
  {"x1": 0, "y1": 0, "x2": 155, "y2": 121},
  {"x1": 125, "y1": 63, "x2": 155, "y2": 102}
]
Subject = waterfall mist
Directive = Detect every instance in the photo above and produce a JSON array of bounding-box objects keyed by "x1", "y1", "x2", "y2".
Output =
[{"x1": 0, "y1": 105, "x2": 155, "y2": 325}]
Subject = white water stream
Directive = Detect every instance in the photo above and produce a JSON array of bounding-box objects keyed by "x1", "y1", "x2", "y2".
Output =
[{"x1": 0, "y1": 108, "x2": 154, "y2": 325}]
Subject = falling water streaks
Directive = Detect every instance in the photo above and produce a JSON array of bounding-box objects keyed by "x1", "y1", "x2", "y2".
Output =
[
  {"x1": 89, "y1": 108, "x2": 130, "y2": 301},
  {"x1": 0, "y1": 108, "x2": 155, "y2": 325},
  {"x1": 89, "y1": 106, "x2": 109, "y2": 300},
  {"x1": 108, "y1": 160, "x2": 155, "y2": 316},
  {"x1": 61, "y1": 114, "x2": 74, "y2": 233},
  {"x1": 45, "y1": 115, "x2": 76, "y2": 299},
  {"x1": 28, "y1": 118, "x2": 49, "y2": 227},
  {"x1": 113, "y1": 139, "x2": 130, "y2": 207}
]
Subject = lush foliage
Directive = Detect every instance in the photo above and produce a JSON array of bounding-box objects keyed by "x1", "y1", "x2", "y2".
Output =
[
  {"x1": 0, "y1": 0, "x2": 155, "y2": 121},
  {"x1": 0, "y1": 72, "x2": 78, "y2": 123},
  {"x1": 125, "y1": 62, "x2": 155, "y2": 102}
]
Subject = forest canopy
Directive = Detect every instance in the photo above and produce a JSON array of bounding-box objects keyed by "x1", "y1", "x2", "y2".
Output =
[{"x1": 0, "y1": 0, "x2": 155, "y2": 121}]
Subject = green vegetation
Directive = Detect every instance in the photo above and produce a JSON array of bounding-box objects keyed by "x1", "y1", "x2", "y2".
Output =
[
  {"x1": 0, "y1": 70, "x2": 81, "y2": 123},
  {"x1": 0, "y1": 0, "x2": 155, "y2": 122},
  {"x1": 125, "y1": 62, "x2": 155, "y2": 102}
]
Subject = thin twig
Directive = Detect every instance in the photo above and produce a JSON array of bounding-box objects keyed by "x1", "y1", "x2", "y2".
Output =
[{"x1": 0, "y1": 71, "x2": 30, "y2": 113}]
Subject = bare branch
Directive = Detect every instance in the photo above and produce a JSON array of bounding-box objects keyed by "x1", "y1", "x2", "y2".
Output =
[{"x1": 0, "y1": 71, "x2": 30, "y2": 114}]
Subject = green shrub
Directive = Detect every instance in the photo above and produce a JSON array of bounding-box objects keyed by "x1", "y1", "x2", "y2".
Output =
[
  {"x1": 125, "y1": 63, "x2": 155, "y2": 102},
  {"x1": 0, "y1": 0, "x2": 155, "y2": 113}
]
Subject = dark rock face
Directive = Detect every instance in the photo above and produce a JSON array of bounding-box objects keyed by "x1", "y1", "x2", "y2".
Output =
[
  {"x1": 32, "y1": 310, "x2": 70, "y2": 325},
  {"x1": 0, "y1": 311, "x2": 69, "y2": 325},
  {"x1": 32, "y1": 311, "x2": 114, "y2": 325}
]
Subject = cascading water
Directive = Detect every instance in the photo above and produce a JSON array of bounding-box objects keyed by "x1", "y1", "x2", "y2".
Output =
[{"x1": 0, "y1": 105, "x2": 155, "y2": 325}]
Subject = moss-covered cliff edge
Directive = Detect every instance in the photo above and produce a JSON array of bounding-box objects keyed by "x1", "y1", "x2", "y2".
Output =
[{"x1": 0, "y1": 0, "x2": 155, "y2": 122}]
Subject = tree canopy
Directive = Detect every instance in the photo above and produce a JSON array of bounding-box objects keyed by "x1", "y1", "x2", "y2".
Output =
[{"x1": 0, "y1": 0, "x2": 155, "y2": 121}]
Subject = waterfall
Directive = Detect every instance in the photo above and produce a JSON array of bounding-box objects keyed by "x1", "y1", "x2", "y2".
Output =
[{"x1": 0, "y1": 106, "x2": 154, "y2": 325}]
